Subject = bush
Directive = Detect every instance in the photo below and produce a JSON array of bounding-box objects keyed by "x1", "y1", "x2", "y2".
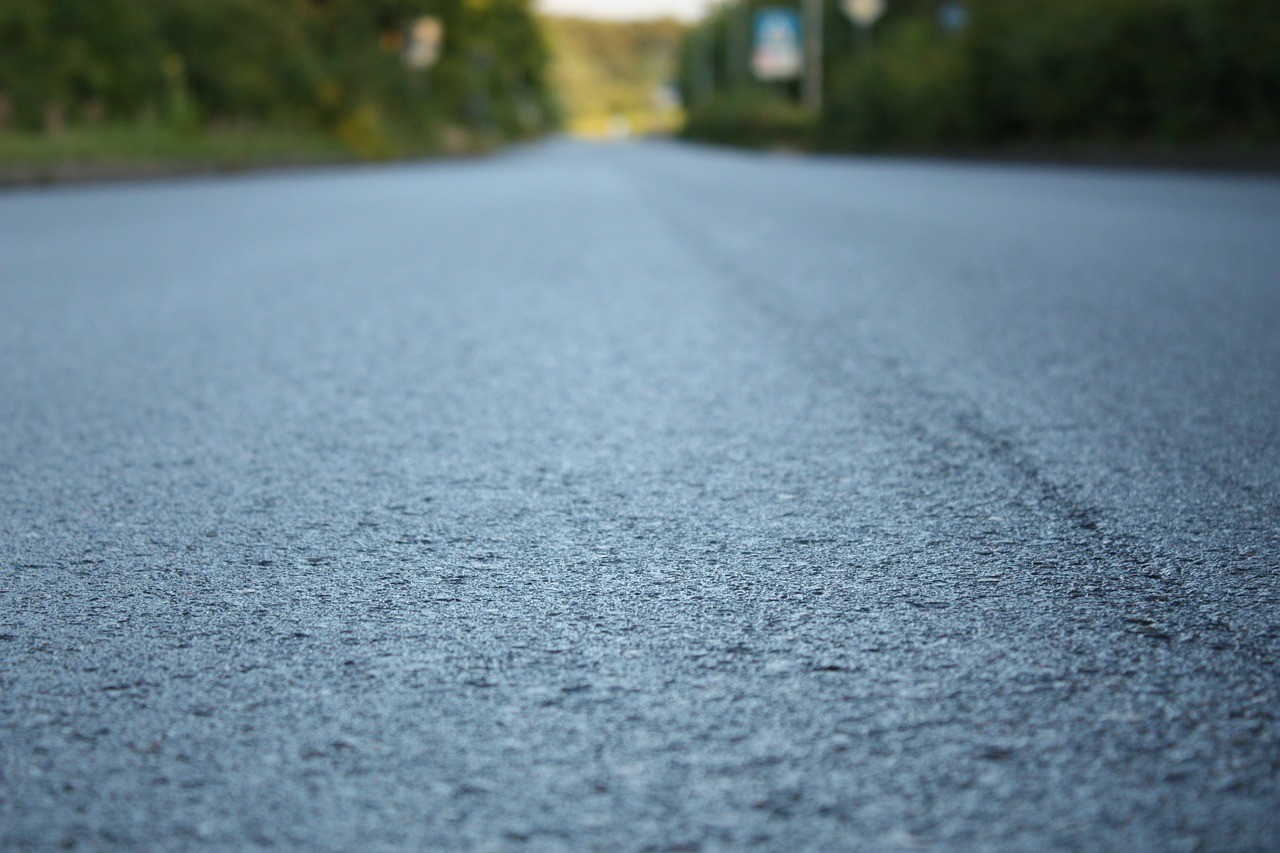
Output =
[
  {"x1": 680, "y1": 0, "x2": 1280, "y2": 151},
  {"x1": 682, "y1": 90, "x2": 817, "y2": 148},
  {"x1": 821, "y1": 18, "x2": 973, "y2": 149},
  {"x1": 964, "y1": 0, "x2": 1280, "y2": 143}
]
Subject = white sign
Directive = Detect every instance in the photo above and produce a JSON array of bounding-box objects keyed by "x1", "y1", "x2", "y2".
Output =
[
  {"x1": 842, "y1": 0, "x2": 885, "y2": 27},
  {"x1": 405, "y1": 17, "x2": 443, "y2": 69}
]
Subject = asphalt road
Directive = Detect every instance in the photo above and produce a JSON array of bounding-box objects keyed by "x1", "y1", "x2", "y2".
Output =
[{"x1": 2, "y1": 141, "x2": 1279, "y2": 849}]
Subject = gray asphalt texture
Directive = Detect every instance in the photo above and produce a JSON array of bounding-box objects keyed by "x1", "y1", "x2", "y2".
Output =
[{"x1": 2, "y1": 140, "x2": 1279, "y2": 850}]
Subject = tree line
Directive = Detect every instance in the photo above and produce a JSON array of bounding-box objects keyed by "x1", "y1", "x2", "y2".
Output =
[
  {"x1": 542, "y1": 16, "x2": 684, "y2": 136},
  {"x1": 679, "y1": 0, "x2": 1280, "y2": 151},
  {"x1": 0, "y1": 0, "x2": 557, "y2": 155}
]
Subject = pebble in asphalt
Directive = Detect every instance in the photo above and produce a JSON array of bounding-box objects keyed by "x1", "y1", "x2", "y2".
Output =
[{"x1": 1, "y1": 141, "x2": 1279, "y2": 848}]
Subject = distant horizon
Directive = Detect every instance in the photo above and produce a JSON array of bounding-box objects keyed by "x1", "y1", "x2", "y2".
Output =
[{"x1": 536, "y1": 0, "x2": 713, "y2": 22}]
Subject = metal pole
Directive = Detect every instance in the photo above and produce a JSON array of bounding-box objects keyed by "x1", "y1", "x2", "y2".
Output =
[
  {"x1": 803, "y1": 0, "x2": 823, "y2": 112},
  {"x1": 728, "y1": 3, "x2": 749, "y2": 87}
]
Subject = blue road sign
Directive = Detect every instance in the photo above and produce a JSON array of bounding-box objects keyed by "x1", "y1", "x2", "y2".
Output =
[{"x1": 753, "y1": 9, "x2": 803, "y2": 81}]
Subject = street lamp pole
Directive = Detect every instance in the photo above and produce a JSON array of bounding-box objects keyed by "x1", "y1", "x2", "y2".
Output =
[
  {"x1": 802, "y1": 0, "x2": 823, "y2": 112},
  {"x1": 842, "y1": 0, "x2": 885, "y2": 51},
  {"x1": 727, "y1": 2, "x2": 749, "y2": 87}
]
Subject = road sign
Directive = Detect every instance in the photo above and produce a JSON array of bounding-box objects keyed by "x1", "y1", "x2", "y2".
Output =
[
  {"x1": 842, "y1": 0, "x2": 885, "y2": 27},
  {"x1": 752, "y1": 9, "x2": 803, "y2": 82},
  {"x1": 405, "y1": 16, "x2": 443, "y2": 69}
]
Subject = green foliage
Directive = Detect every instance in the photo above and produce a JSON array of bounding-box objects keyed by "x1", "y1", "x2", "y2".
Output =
[
  {"x1": 0, "y1": 123, "x2": 346, "y2": 167},
  {"x1": 964, "y1": 0, "x2": 1280, "y2": 144},
  {"x1": 822, "y1": 18, "x2": 972, "y2": 148},
  {"x1": 0, "y1": 0, "x2": 556, "y2": 158},
  {"x1": 0, "y1": 0, "x2": 167, "y2": 128},
  {"x1": 683, "y1": 88, "x2": 816, "y2": 148},
  {"x1": 679, "y1": 0, "x2": 1280, "y2": 151}
]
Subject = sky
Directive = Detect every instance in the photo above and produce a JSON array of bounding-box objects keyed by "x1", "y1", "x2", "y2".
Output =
[{"x1": 536, "y1": 0, "x2": 714, "y2": 21}]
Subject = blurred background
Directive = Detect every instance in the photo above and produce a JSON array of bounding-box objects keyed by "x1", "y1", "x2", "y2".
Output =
[
  {"x1": 0, "y1": 0, "x2": 565, "y2": 175},
  {"x1": 0, "y1": 0, "x2": 1277, "y2": 178},
  {"x1": 678, "y1": 0, "x2": 1280, "y2": 156}
]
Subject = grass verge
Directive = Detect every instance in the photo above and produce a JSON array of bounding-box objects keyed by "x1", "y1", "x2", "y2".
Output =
[{"x1": 0, "y1": 124, "x2": 359, "y2": 186}]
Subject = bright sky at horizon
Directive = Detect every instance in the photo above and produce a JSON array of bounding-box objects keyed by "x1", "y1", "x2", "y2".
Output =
[{"x1": 536, "y1": 0, "x2": 714, "y2": 21}]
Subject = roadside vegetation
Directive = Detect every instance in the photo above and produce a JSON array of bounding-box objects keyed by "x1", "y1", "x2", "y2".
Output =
[
  {"x1": 0, "y1": 0, "x2": 557, "y2": 182},
  {"x1": 542, "y1": 16, "x2": 685, "y2": 139},
  {"x1": 679, "y1": 0, "x2": 1280, "y2": 158}
]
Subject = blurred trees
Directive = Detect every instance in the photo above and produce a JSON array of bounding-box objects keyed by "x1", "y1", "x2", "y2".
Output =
[
  {"x1": 0, "y1": 0, "x2": 557, "y2": 153},
  {"x1": 678, "y1": 0, "x2": 1280, "y2": 151},
  {"x1": 543, "y1": 16, "x2": 684, "y2": 136},
  {"x1": 962, "y1": 0, "x2": 1280, "y2": 144}
]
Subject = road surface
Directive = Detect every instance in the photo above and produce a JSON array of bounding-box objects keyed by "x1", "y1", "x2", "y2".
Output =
[{"x1": 2, "y1": 141, "x2": 1279, "y2": 849}]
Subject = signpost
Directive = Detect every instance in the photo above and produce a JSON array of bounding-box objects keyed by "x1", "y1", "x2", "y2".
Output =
[{"x1": 752, "y1": 9, "x2": 803, "y2": 82}]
